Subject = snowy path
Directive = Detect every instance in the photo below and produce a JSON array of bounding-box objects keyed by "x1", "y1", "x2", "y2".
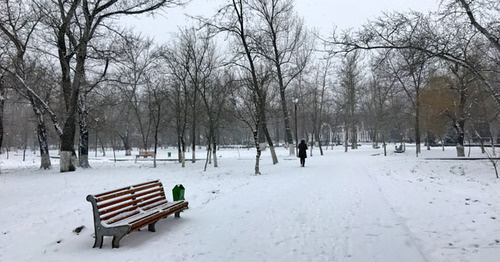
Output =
[{"x1": 166, "y1": 153, "x2": 428, "y2": 262}]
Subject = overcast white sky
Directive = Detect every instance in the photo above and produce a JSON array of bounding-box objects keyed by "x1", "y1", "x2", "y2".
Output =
[{"x1": 121, "y1": 0, "x2": 440, "y2": 43}]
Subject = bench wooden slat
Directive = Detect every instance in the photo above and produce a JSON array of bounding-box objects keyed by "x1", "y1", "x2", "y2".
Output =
[
  {"x1": 103, "y1": 200, "x2": 170, "y2": 225},
  {"x1": 98, "y1": 191, "x2": 166, "y2": 216},
  {"x1": 100, "y1": 197, "x2": 167, "y2": 221},
  {"x1": 97, "y1": 187, "x2": 164, "y2": 209},
  {"x1": 96, "y1": 181, "x2": 162, "y2": 202},
  {"x1": 102, "y1": 198, "x2": 168, "y2": 223},
  {"x1": 94, "y1": 180, "x2": 160, "y2": 198}
]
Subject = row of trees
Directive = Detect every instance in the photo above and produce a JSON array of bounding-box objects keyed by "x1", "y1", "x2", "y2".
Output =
[
  {"x1": 1, "y1": 0, "x2": 499, "y2": 174},
  {"x1": 329, "y1": 0, "x2": 500, "y2": 157}
]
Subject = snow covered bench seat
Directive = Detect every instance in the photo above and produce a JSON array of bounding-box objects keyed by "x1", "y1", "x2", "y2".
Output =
[{"x1": 86, "y1": 180, "x2": 189, "y2": 248}]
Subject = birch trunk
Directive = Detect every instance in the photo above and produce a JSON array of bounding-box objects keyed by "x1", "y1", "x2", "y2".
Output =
[
  {"x1": 212, "y1": 132, "x2": 218, "y2": 168},
  {"x1": 36, "y1": 116, "x2": 52, "y2": 169},
  {"x1": 253, "y1": 129, "x2": 261, "y2": 175},
  {"x1": 0, "y1": 81, "x2": 4, "y2": 151},
  {"x1": 78, "y1": 94, "x2": 90, "y2": 168}
]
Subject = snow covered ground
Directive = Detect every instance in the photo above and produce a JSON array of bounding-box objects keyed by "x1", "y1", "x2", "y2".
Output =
[{"x1": 0, "y1": 145, "x2": 499, "y2": 262}]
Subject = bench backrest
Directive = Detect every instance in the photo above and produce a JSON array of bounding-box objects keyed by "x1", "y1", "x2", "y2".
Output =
[
  {"x1": 86, "y1": 180, "x2": 169, "y2": 226},
  {"x1": 138, "y1": 151, "x2": 155, "y2": 156}
]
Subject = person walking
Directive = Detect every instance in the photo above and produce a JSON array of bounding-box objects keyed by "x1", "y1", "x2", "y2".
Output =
[{"x1": 298, "y1": 140, "x2": 308, "y2": 167}]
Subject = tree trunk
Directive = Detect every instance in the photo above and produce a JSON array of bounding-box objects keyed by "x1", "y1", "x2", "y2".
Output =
[
  {"x1": 415, "y1": 101, "x2": 421, "y2": 156},
  {"x1": 344, "y1": 125, "x2": 349, "y2": 152},
  {"x1": 95, "y1": 130, "x2": 98, "y2": 157},
  {"x1": 455, "y1": 120, "x2": 466, "y2": 157},
  {"x1": 111, "y1": 136, "x2": 117, "y2": 163},
  {"x1": 474, "y1": 129, "x2": 486, "y2": 154},
  {"x1": 119, "y1": 134, "x2": 132, "y2": 156},
  {"x1": 177, "y1": 138, "x2": 182, "y2": 163},
  {"x1": 29, "y1": 96, "x2": 52, "y2": 169},
  {"x1": 491, "y1": 135, "x2": 496, "y2": 156},
  {"x1": 351, "y1": 124, "x2": 358, "y2": 149},
  {"x1": 310, "y1": 134, "x2": 314, "y2": 157},
  {"x1": 426, "y1": 131, "x2": 431, "y2": 150},
  {"x1": 204, "y1": 136, "x2": 211, "y2": 172},
  {"x1": 316, "y1": 131, "x2": 323, "y2": 156},
  {"x1": 0, "y1": 79, "x2": 4, "y2": 151},
  {"x1": 36, "y1": 112, "x2": 52, "y2": 170},
  {"x1": 180, "y1": 134, "x2": 186, "y2": 167},
  {"x1": 372, "y1": 123, "x2": 379, "y2": 148},
  {"x1": 383, "y1": 134, "x2": 387, "y2": 156},
  {"x1": 60, "y1": 151, "x2": 76, "y2": 172},
  {"x1": 59, "y1": 44, "x2": 87, "y2": 172},
  {"x1": 212, "y1": 131, "x2": 218, "y2": 168},
  {"x1": 279, "y1": 91, "x2": 294, "y2": 156},
  {"x1": 99, "y1": 135, "x2": 106, "y2": 156},
  {"x1": 153, "y1": 102, "x2": 161, "y2": 168},
  {"x1": 191, "y1": 111, "x2": 196, "y2": 163},
  {"x1": 78, "y1": 94, "x2": 90, "y2": 168},
  {"x1": 153, "y1": 128, "x2": 158, "y2": 169},
  {"x1": 60, "y1": 111, "x2": 77, "y2": 172},
  {"x1": 263, "y1": 124, "x2": 278, "y2": 165},
  {"x1": 253, "y1": 129, "x2": 261, "y2": 175}
]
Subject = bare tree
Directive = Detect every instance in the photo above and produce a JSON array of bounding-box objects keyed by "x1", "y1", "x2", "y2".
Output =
[
  {"x1": 198, "y1": 0, "x2": 279, "y2": 174},
  {"x1": 77, "y1": 47, "x2": 110, "y2": 168},
  {"x1": 337, "y1": 51, "x2": 363, "y2": 151},
  {"x1": 110, "y1": 34, "x2": 157, "y2": 152},
  {"x1": 36, "y1": 0, "x2": 185, "y2": 172},
  {"x1": 173, "y1": 28, "x2": 215, "y2": 164},
  {"x1": 388, "y1": 49, "x2": 432, "y2": 156},
  {"x1": 145, "y1": 70, "x2": 169, "y2": 168},
  {"x1": 200, "y1": 70, "x2": 233, "y2": 170},
  {"x1": 308, "y1": 57, "x2": 333, "y2": 156},
  {"x1": 328, "y1": 8, "x2": 500, "y2": 112},
  {"x1": 103, "y1": 87, "x2": 135, "y2": 156},
  {"x1": 0, "y1": 0, "x2": 61, "y2": 169},
  {"x1": 161, "y1": 34, "x2": 194, "y2": 167},
  {"x1": 445, "y1": 0, "x2": 500, "y2": 53},
  {"x1": 249, "y1": 0, "x2": 311, "y2": 156},
  {"x1": 364, "y1": 60, "x2": 399, "y2": 155}
]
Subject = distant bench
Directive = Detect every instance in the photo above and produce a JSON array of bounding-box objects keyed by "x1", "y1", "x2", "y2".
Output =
[
  {"x1": 136, "y1": 151, "x2": 155, "y2": 158},
  {"x1": 86, "y1": 180, "x2": 189, "y2": 248}
]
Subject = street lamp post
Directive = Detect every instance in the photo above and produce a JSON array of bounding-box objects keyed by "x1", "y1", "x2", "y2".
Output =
[{"x1": 292, "y1": 97, "x2": 299, "y2": 155}]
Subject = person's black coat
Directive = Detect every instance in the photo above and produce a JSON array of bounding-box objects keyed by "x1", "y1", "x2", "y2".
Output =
[{"x1": 298, "y1": 142, "x2": 308, "y2": 158}]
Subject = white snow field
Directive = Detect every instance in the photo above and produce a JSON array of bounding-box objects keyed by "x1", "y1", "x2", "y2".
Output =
[{"x1": 0, "y1": 145, "x2": 499, "y2": 262}]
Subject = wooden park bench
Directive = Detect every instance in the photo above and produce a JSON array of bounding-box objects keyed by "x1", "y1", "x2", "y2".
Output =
[
  {"x1": 136, "y1": 151, "x2": 155, "y2": 158},
  {"x1": 86, "y1": 180, "x2": 189, "y2": 248},
  {"x1": 395, "y1": 144, "x2": 405, "y2": 153}
]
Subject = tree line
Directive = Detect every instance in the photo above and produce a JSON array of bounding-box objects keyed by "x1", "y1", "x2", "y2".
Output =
[{"x1": 0, "y1": 0, "x2": 499, "y2": 174}]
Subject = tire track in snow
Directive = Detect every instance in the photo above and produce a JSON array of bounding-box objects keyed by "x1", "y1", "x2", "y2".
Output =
[{"x1": 336, "y1": 156, "x2": 428, "y2": 262}]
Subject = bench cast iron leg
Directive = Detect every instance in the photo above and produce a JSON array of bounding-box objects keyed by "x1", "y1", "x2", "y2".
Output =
[
  {"x1": 93, "y1": 233, "x2": 104, "y2": 248},
  {"x1": 148, "y1": 222, "x2": 157, "y2": 232},
  {"x1": 111, "y1": 226, "x2": 130, "y2": 248},
  {"x1": 175, "y1": 211, "x2": 181, "y2": 218},
  {"x1": 112, "y1": 234, "x2": 126, "y2": 248}
]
